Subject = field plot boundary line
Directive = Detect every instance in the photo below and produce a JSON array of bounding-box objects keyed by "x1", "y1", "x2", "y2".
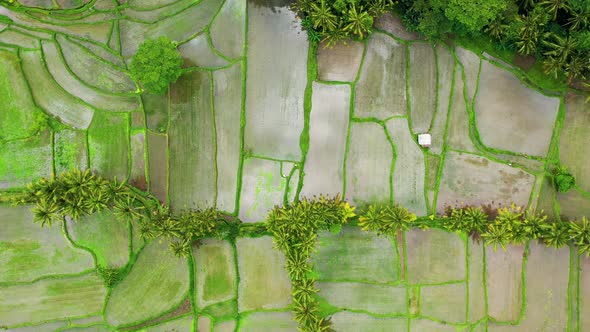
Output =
[
  {"x1": 61, "y1": 217, "x2": 99, "y2": 266},
  {"x1": 431, "y1": 44, "x2": 456, "y2": 215},
  {"x1": 0, "y1": 268, "x2": 96, "y2": 287},
  {"x1": 293, "y1": 40, "x2": 317, "y2": 201},
  {"x1": 567, "y1": 244, "x2": 580, "y2": 332},
  {"x1": 52, "y1": 36, "x2": 138, "y2": 98},
  {"x1": 125, "y1": 112, "x2": 132, "y2": 182},
  {"x1": 61, "y1": 35, "x2": 128, "y2": 71},
  {"x1": 124, "y1": 0, "x2": 198, "y2": 12},
  {"x1": 233, "y1": 0, "x2": 248, "y2": 217},
  {"x1": 10, "y1": 0, "x2": 101, "y2": 16},
  {"x1": 467, "y1": 58, "x2": 547, "y2": 162},
  {"x1": 34, "y1": 42, "x2": 103, "y2": 114},
  {"x1": 16, "y1": 11, "x2": 117, "y2": 27},
  {"x1": 209, "y1": 70, "x2": 219, "y2": 207},
  {"x1": 283, "y1": 162, "x2": 298, "y2": 205},
  {"x1": 383, "y1": 122, "x2": 396, "y2": 205},
  {"x1": 119, "y1": 0, "x2": 218, "y2": 25},
  {"x1": 341, "y1": 37, "x2": 368, "y2": 198}
]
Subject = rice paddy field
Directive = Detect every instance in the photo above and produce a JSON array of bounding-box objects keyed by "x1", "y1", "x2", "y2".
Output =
[{"x1": 0, "y1": 0, "x2": 589, "y2": 331}]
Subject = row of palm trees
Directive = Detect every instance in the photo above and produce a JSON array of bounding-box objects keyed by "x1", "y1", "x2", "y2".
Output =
[
  {"x1": 265, "y1": 194, "x2": 356, "y2": 332},
  {"x1": 357, "y1": 202, "x2": 590, "y2": 256},
  {"x1": 19, "y1": 169, "x2": 232, "y2": 257},
  {"x1": 293, "y1": 0, "x2": 395, "y2": 46}
]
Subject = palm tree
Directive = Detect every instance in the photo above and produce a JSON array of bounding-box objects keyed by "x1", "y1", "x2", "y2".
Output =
[
  {"x1": 62, "y1": 169, "x2": 95, "y2": 198},
  {"x1": 169, "y1": 238, "x2": 191, "y2": 257},
  {"x1": 565, "y1": 54, "x2": 587, "y2": 82},
  {"x1": 310, "y1": 0, "x2": 338, "y2": 32},
  {"x1": 112, "y1": 195, "x2": 144, "y2": 222},
  {"x1": 367, "y1": 0, "x2": 395, "y2": 17},
  {"x1": 569, "y1": 217, "x2": 590, "y2": 255},
  {"x1": 381, "y1": 205, "x2": 416, "y2": 236},
  {"x1": 482, "y1": 224, "x2": 510, "y2": 250},
  {"x1": 291, "y1": 278, "x2": 318, "y2": 303},
  {"x1": 285, "y1": 250, "x2": 311, "y2": 281},
  {"x1": 62, "y1": 197, "x2": 88, "y2": 220},
  {"x1": 485, "y1": 18, "x2": 508, "y2": 42},
  {"x1": 293, "y1": 295, "x2": 320, "y2": 329},
  {"x1": 543, "y1": 55, "x2": 566, "y2": 78},
  {"x1": 522, "y1": 210, "x2": 547, "y2": 239},
  {"x1": 567, "y1": 9, "x2": 589, "y2": 30},
  {"x1": 32, "y1": 198, "x2": 61, "y2": 227},
  {"x1": 515, "y1": 14, "x2": 546, "y2": 55},
  {"x1": 519, "y1": 0, "x2": 537, "y2": 10},
  {"x1": 138, "y1": 221, "x2": 158, "y2": 240},
  {"x1": 544, "y1": 34, "x2": 578, "y2": 61},
  {"x1": 101, "y1": 179, "x2": 129, "y2": 204},
  {"x1": 155, "y1": 216, "x2": 183, "y2": 238},
  {"x1": 85, "y1": 190, "x2": 108, "y2": 214},
  {"x1": 539, "y1": 0, "x2": 571, "y2": 20},
  {"x1": 542, "y1": 222, "x2": 570, "y2": 248},
  {"x1": 344, "y1": 5, "x2": 373, "y2": 38},
  {"x1": 322, "y1": 26, "x2": 347, "y2": 47},
  {"x1": 357, "y1": 204, "x2": 384, "y2": 233}
]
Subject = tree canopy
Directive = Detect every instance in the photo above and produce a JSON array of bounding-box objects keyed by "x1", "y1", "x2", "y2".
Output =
[{"x1": 129, "y1": 37, "x2": 184, "y2": 95}]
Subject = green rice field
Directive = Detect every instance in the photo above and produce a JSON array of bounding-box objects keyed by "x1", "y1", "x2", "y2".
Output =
[{"x1": 0, "y1": 0, "x2": 589, "y2": 331}]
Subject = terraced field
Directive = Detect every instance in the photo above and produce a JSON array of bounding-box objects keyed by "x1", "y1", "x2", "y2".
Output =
[{"x1": 0, "y1": 0, "x2": 589, "y2": 331}]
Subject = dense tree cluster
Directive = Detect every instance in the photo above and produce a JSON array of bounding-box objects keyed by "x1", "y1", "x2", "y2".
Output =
[
  {"x1": 129, "y1": 37, "x2": 184, "y2": 95},
  {"x1": 293, "y1": 0, "x2": 396, "y2": 45},
  {"x1": 396, "y1": 0, "x2": 590, "y2": 84}
]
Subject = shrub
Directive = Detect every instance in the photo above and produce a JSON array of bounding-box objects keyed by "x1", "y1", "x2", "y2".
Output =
[
  {"x1": 293, "y1": 0, "x2": 396, "y2": 45},
  {"x1": 129, "y1": 37, "x2": 184, "y2": 95},
  {"x1": 97, "y1": 266, "x2": 121, "y2": 288},
  {"x1": 553, "y1": 166, "x2": 576, "y2": 193}
]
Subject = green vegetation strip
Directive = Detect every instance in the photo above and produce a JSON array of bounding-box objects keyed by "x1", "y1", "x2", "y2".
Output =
[{"x1": 8, "y1": 168, "x2": 590, "y2": 330}]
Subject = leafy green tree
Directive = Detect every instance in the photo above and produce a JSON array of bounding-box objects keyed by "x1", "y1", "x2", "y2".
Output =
[
  {"x1": 129, "y1": 37, "x2": 184, "y2": 95},
  {"x1": 444, "y1": 0, "x2": 509, "y2": 33}
]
